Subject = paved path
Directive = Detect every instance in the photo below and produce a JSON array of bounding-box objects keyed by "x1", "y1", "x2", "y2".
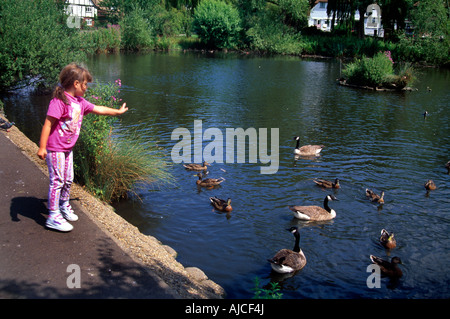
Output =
[{"x1": 0, "y1": 130, "x2": 178, "y2": 298}]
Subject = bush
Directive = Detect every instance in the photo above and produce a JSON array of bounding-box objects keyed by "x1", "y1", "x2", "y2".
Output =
[
  {"x1": 246, "y1": 10, "x2": 306, "y2": 55},
  {"x1": 343, "y1": 51, "x2": 394, "y2": 87},
  {"x1": 120, "y1": 6, "x2": 154, "y2": 51},
  {"x1": 78, "y1": 26, "x2": 121, "y2": 54},
  {"x1": 193, "y1": 0, "x2": 242, "y2": 49}
]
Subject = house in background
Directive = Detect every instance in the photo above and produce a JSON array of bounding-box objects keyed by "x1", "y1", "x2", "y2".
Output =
[
  {"x1": 64, "y1": 0, "x2": 101, "y2": 27},
  {"x1": 308, "y1": 0, "x2": 384, "y2": 37}
]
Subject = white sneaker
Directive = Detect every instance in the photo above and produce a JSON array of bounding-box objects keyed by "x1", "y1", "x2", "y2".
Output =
[
  {"x1": 46, "y1": 212, "x2": 73, "y2": 232},
  {"x1": 60, "y1": 205, "x2": 78, "y2": 222}
]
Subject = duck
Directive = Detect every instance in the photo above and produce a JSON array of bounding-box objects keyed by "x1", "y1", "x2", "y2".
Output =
[
  {"x1": 196, "y1": 172, "x2": 225, "y2": 187},
  {"x1": 424, "y1": 180, "x2": 436, "y2": 190},
  {"x1": 183, "y1": 161, "x2": 210, "y2": 171},
  {"x1": 209, "y1": 196, "x2": 232, "y2": 212},
  {"x1": 313, "y1": 178, "x2": 340, "y2": 189},
  {"x1": 370, "y1": 255, "x2": 403, "y2": 278},
  {"x1": 268, "y1": 227, "x2": 306, "y2": 274},
  {"x1": 379, "y1": 229, "x2": 397, "y2": 249},
  {"x1": 293, "y1": 136, "x2": 324, "y2": 156},
  {"x1": 289, "y1": 194, "x2": 338, "y2": 221},
  {"x1": 365, "y1": 189, "x2": 385, "y2": 204}
]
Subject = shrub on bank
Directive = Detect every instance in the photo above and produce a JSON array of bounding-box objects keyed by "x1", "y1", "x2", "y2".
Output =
[{"x1": 342, "y1": 51, "x2": 415, "y2": 89}]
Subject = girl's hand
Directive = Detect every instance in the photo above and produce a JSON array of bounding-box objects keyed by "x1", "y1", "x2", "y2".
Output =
[
  {"x1": 37, "y1": 147, "x2": 47, "y2": 160},
  {"x1": 118, "y1": 103, "x2": 128, "y2": 114}
]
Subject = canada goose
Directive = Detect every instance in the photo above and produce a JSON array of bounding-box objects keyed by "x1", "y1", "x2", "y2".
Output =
[
  {"x1": 365, "y1": 189, "x2": 385, "y2": 204},
  {"x1": 183, "y1": 161, "x2": 210, "y2": 171},
  {"x1": 423, "y1": 111, "x2": 429, "y2": 118},
  {"x1": 289, "y1": 194, "x2": 338, "y2": 221},
  {"x1": 379, "y1": 229, "x2": 397, "y2": 249},
  {"x1": 313, "y1": 178, "x2": 340, "y2": 189},
  {"x1": 268, "y1": 227, "x2": 306, "y2": 274},
  {"x1": 209, "y1": 196, "x2": 232, "y2": 212},
  {"x1": 196, "y1": 172, "x2": 225, "y2": 187},
  {"x1": 293, "y1": 136, "x2": 324, "y2": 156},
  {"x1": 370, "y1": 255, "x2": 403, "y2": 278},
  {"x1": 424, "y1": 180, "x2": 436, "y2": 190},
  {"x1": 446, "y1": 161, "x2": 450, "y2": 174}
]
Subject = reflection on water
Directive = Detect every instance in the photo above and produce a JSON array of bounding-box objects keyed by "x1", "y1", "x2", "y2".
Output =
[{"x1": 3, "y1": 52, "x2": 449, "y2": 298}]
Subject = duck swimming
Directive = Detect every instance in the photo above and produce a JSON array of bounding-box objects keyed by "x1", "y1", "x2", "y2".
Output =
[
  {"x1": 209, "y1": 196, "x2": 232, "y2": 212},
  {"x1": 379, "y1": 229, "x2": 397, "y2": 249},
  {"x1": 268, "y1": 227, "x2": 307, "y2": 274},
  {"x1": 313, "y1": 178, "x2": 340, "y2": 189},
  {"x1": 196, "y1": 172, "x2": 225, "y2": 187},
  {"x1": 183, "y1": 161, "x2": 210, "y2": 171},
  {"x1": 370, "y1": 255, "x2": 403, "y2": 278},
  {"x1": 365, "y1": 189, "x2": 385, "y2": 204},
  {"x1": 424, "y1": 180, "x2": 436, "y2": 190},
  {"x1": 289, "y1": 195, "x2": 338, "y2": 221}
]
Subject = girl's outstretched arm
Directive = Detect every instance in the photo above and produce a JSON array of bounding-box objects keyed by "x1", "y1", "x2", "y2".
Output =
[{"x1": 92, "y1": 103, "x2": 128, "y2": 116}]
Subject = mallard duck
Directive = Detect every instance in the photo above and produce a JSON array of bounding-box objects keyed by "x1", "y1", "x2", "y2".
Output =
[
  {"x1": 196, "y1": 172, "x2": 225, "y2": 187},
  {"x1": 289, "y1": 194, "x2": 338, "y2": 221},
  {"x1": 370, "y1": 255, "x2": 403, "y2": 278},
  {"x1": 183, "y1": 161, "x2": 210, "y2": 171},
  {"x1": 313, "y1": 178, "x2": 340, "y2": 189},
  {"x1": 365, "y1": 189, "x2": 385, "y2": 204},
  {"x1": 424, "y1": 180, "x2": 436, "y2": 190},
  {"x1": 268, "y1": 227, "x2": 306, "y2": 274},
  {"x1": 379, "y1": 229, "x2": 397, "y2": 249},
  {"x1": 209, "y1": 196, "x2": 232, "y2": 212},
  {"x1": 293, "y1": 136, "x2": 324, "y2": 156}
]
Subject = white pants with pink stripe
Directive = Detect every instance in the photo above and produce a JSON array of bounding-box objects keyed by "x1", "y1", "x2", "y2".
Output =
[{"x1": 46, "y1": 151, "x2": 73, "y2": 212}]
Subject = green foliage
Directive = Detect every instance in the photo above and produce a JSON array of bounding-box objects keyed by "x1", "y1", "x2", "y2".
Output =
[
  {"x1": 342, "y1": 51, "x2": 416, "y2": 89},
  {"x1": 343, "y1": 51, "x2": 394, "y2": 87},
  {"x1": 246, "y1": 10, "x2": 306, "y2": 54},
  {"x1": 78, "y1": 27, "x2": 121, "y2": 54},
  {"x1": 193, "y1": 0, "x2": 242, "y2": 49},
  {"x1": 409, "y1": 0, "x2": 447, "y2": 37},
  {"x1": 0, "y1": 0, "x2": 85, "y2": 91},
  {"x1": 252, "y1": 277, "x2": 283, "y2": 299},
  {"x1": 393, "y1": 33, "x2": 450, "y2": 66},
  {"x1": 120, "y1": 6, "x2": 154, "y2": 51}
]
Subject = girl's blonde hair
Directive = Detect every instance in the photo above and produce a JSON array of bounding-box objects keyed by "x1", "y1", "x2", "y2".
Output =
[{"x1": 52, "y1": 63, "x2": 93, "y2": 104}]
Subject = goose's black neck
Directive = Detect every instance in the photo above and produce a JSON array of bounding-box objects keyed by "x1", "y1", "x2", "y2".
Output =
[
  {"x1": 295, "y1": 138, "x2": 300, "y2": 149},
  {"x1": 293, "y1": 231, "x2": 300, "y2": 253},
  {"x1": 323, "y1": 196, "x2": 331, "y2": 213}
]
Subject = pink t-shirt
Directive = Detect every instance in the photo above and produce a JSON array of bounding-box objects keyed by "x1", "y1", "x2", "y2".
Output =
[{"x1": 46, "y1": 92, "x2": 95, "y2": 152}]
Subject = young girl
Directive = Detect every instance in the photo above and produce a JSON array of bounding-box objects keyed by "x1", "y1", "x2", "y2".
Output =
[{"x1": 37, "y1": 63, "x2": 128, "y2": 232}]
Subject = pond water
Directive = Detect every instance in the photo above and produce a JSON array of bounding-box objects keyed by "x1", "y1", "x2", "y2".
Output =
[{"x1": 3, "y1": 52, "x2": 449, "y2": 299}]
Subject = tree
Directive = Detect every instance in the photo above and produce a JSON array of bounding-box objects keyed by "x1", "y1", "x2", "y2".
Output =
[
  {"x1": 378, "y1": 0, "x2": 410, "y2": 35},
  {"x1": 409, "y1": 0, "x2": 447, "y2": 37},
  {"x1": 0, "y1": 0, "x2": 85, "y2": 92},
  {"x1": 193, "y1": 0, "x2": 242, "y2": 49}
]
